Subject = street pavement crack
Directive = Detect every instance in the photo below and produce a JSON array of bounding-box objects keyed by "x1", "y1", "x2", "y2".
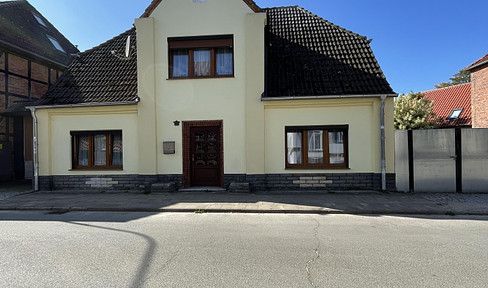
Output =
[
  {"x1": 141, "y1": 251, "x2": 179, "y2": 285},
  {"x1": 305, "y1": 216, "x2": 321, "y2": 288}
]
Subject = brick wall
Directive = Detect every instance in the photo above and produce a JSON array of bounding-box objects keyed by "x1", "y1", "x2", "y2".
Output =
[{"x1": 471, "y1": 63, "x2": 488, "y2": 128}]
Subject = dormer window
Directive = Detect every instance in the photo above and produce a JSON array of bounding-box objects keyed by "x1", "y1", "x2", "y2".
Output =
[
  {"x1": 46, "y1": 35, "x2": 66, "y2": 53},
  {"x1": 33, "y1": 13, "x2": 47, "y2": 27},
  {"x1": 447, "y1": 108, "x2": 463, "y2": 120},
  {"x1": 168, "y1": 35, "x2": 234, "y2": 79}
]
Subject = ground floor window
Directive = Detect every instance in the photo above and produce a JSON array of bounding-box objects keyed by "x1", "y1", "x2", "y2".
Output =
[
  {"x1": 71, "y1": 131, "x2": 122, "y2": 169},
  {"x1": 286, "y1": 125, "x2": 348, "y2": 168}
]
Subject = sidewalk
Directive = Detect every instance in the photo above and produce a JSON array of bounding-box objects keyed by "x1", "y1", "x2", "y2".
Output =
[{"x1": 1, "y1": 189, "x2": 488, "y2": 215}]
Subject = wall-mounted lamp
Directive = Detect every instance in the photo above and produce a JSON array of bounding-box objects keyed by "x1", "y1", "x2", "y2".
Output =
[{"x1": 173, "y1": 120, "x2": 180, "y2": 126}]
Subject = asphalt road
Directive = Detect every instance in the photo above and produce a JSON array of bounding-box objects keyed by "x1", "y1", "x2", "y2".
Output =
[{"x1": 1, "y1": 212, "x2": 487, "y2": 288}]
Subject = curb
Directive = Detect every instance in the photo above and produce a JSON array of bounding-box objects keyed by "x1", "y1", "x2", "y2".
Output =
[{"x1": 1, "y1": 206, "x2": 487, "y2": 216}]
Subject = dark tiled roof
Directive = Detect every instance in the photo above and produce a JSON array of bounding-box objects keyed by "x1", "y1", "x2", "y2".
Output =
[
  {"x1": 464, "y1": 52, "x2": 488, "y2": 71},
  {"x1": 423, "y1": 83, "x2": 471, "y2": 128},
  {"x1": 38, "y1": 5, "x2": 394, "y2": 106},
  {"x1": 0, "y1": 0, "x2": 78, "y2": 67},
  {"x1": 37, "y1": 28, "x2": 138, "y2": 105},
  {"x1": 264, "y1": 6, "x2": 394, "y2": 98}
]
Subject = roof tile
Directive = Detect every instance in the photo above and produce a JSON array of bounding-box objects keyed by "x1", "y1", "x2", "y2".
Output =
[
  {"x1": 263, "y1": 6, "x2": 394, "y2": 98},
  {"x1": 37, "y1": 28, "x2": 137, "y2": 105},
  {"x1": 423, "y1": 83, "x2": 471, "y2": 127}
]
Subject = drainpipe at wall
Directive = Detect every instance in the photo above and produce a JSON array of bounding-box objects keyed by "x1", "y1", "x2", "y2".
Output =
[
  {"x1": 380, "y1": 95, "x2": 387, "y2": 191},
  {"x1": 27, "y1": 107, "x2": 39, "y2": 191}
]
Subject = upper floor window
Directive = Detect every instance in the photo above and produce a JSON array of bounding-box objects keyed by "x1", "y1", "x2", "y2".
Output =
[{"x1": 168, "y1": 35, "x2": 233, "y2": 79}]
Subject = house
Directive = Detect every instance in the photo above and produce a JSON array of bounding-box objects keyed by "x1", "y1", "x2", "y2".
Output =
[
  {"x1": 28, "y1": 0, "x2": 396, "y2": 192},
  {"x1": 423, "y1": 83, "x2": 472, "y2": 128},
  {"x1": 0, "y1": 0, "x2": 78, "y2": 182},
  {"x1": 464, "y1": 52, "x2": 488, "y2": 128}
]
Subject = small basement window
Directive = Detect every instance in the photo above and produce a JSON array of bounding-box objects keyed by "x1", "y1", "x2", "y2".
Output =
[{"x1": 447, "y1": 108, "x2": 463, "y2": 120}]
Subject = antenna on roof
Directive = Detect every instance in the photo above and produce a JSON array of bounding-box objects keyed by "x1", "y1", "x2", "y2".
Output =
[
  {"x1": 111, "y1": 35, "x2": 132, "y2": 60},
  {"x1": 125, "y1": 36, "x2": 131, "y2": 58}
]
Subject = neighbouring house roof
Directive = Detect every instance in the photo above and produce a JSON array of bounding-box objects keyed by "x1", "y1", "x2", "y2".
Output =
[
  {"x1": 35, "y1": 28, "x2": 138, "y2": 105},
  {"x1": 464, "y1": 52, "x2": 488, "y2": 71},
  {"x1": 263, "y1": 6, "x2": 394, "y2": 98},
  {"x1": 141, "y1": 0, "x2": 261, "y2": 17},
  {"x1": 0, "y1": 0, "x2": 78, "y2": 67},
  {"x1": 423, "y1": 83, "x2": 472, "y2": 128}
]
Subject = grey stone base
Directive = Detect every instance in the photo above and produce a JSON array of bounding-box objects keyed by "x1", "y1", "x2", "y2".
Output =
[
  {"x1": 39, "y1": 173, "x2": 395, "y2": 192},
  {"x1": 39, "y1": 174, "x2": 182, "y2": 192},
  {"x1": 151, "y1": 182, "x2": 176, "y2": 193},
  {"x1": 228, "y1": 182, "x2": 251, "y2": 193}
]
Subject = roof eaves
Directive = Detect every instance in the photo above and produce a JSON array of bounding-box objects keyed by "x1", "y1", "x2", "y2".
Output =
[
  {"x1": 464, "y1": 59, "x2": 488, "y2": 71},
  {"x1": 261, "y1": 93, "x2": 397, "y2": 101},
  {"x1": 464, "y1": 52, "x2": 488, "y2": 71},
  {"x1": 0, "y1": 38, "x2": 70, "y2": 68}
]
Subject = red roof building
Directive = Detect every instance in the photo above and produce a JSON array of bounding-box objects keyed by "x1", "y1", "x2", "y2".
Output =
[{"x1": 423, "y1": 83, "x2": 472, "y2": 128}]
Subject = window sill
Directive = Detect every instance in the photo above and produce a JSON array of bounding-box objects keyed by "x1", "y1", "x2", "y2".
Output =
[
  {"x1": 167, "y1": 75, "x2": 234, "y2": 80},
  {"x1": 69, "y1": 168, "x2": 123, "y2": 171},
  {"x1": 285, "y1": 166, "x2": 350, "y2": 170}
]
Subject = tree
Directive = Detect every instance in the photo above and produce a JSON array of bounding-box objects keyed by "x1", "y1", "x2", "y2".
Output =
[
  {"x1": 435, "y1": 70, "x2": 470, "y2": 89},
  {"x1": 394, "y1": 92, "x2": 438, "y2": 130}
]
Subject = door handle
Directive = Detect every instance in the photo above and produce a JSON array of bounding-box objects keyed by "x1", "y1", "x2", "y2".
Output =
[{"x1": 449, "y1": 155, "x2": 457, "y2": 159}]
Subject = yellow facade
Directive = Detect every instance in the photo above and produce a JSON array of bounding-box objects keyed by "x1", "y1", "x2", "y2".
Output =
[
  {"x1": 136, "y1": 0, "x2": 266, "y2": 175},
  {"x1": 35, "y1": 0, "x2": 395, "y2": 186},
  {"x1": 36, "y1": 105, "x2": 138, "y2": 176}
]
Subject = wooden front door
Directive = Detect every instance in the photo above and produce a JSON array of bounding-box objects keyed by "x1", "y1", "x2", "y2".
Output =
[{"x1": 189, "y1": 126, "x2": 222, "y2": 187}]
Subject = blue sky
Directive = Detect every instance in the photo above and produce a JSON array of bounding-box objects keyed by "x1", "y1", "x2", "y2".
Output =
[{"x1": 28, "y1": 0, "x2": 488, "y2": 95}]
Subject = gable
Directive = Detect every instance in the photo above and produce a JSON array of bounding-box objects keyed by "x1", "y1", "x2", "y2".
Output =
[{"x1": 141, "y1": 0, "x2": 261, "y2": 18}]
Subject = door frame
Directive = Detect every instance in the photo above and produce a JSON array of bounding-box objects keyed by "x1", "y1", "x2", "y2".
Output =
[{"x1": 182, "y1": 120, "x2": 224, "y2": 188}]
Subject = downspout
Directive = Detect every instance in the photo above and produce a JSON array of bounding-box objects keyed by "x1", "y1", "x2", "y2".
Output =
[
  {"x1": 380, "y1": 95, "x2": 387, "y2": 191},
  {"x1": 27, "y1": 107, "x2": 39, "y2": 191}
]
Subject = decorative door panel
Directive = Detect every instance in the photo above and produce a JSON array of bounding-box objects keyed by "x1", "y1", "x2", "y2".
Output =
[{"x1": 190, "y1": 126, "x2": 221, "y2": 187}]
